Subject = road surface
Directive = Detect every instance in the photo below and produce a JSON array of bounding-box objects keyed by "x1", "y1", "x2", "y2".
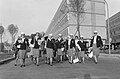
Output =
[{"x1": 0, "y1": 55, "x2": 120, "y2": 79}]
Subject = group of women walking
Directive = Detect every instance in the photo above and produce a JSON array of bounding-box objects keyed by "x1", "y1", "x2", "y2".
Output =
[{"x1": 13, "y1": 30, "x2": 103, "y2": 67}]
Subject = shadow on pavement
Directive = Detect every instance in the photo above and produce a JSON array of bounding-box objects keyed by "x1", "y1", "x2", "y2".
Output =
[{"x1": 84, "y1": 74, "x2": 91, "y2": 79}]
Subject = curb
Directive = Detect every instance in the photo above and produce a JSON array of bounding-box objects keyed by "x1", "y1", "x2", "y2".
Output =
[
  {"x1": 0, "y1": 57, "x2": 15, "y2": 65},
  {"x1": 100, "y1": 54, "x2": 120, "y2": 58}
]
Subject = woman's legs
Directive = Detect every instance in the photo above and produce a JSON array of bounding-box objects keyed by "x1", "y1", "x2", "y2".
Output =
[
  {"x1": 36, "y1": 57, "x2": 39, "y2": 66},
  {"x1": 50, "y1": 57, "x2": 53, "y2": 66},
  {"x1": 14, "y1": 53, "x2": 19, "y2": 66},
  {"x1": 60, "y1": 55, "x2": 62, "y2": 62},
  {"x1": 93, "y1": 55, "x2": 98, "y2": 64},
  {"x1": 69, "y1": 56, "x2": 73, "y2": 63}
]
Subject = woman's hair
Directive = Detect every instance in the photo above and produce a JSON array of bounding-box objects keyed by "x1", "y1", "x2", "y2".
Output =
[
  {"x1": 75, "y1": 36, "x2": 78, "y2": 39},
  {"x1": 44, "y1": 36, "x2": 48, "y2": 40}
]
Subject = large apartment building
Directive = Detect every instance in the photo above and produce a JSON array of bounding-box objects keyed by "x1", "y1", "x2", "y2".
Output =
[
  {"x1": 106, "y1": 11, "x2": 120, "y2": 49},
  {"x1": 46, "y1": 0, "x2": 107, "y2": 43}
]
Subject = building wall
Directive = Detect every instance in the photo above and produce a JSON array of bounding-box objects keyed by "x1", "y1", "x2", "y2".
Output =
[
  {"x1": 68, "y1": 0, "x2": 106, "y2": 39},
  {"x1": 46, "y1": 0, "x2": 106, "y2": 41},
  {"x1": 46, "y1": 0, "x2": 68, "y2": 37},
  {"x1": 107, "y1": 12, "x2": 120, "y2": 44}
]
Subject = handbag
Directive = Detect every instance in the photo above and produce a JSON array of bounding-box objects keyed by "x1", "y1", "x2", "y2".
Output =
[
  {"x1": 88, "y1": 51, "x2": 93, "y2": 58},
  {"x1": 30, "y1": 44, "x2": 34, "y2": 47},
  {"x1": 88, "y1": 47, "x2": 93, "y2": 58},
  {"x1": 73, "y1": 58, "x2": 79, "y2": 63},
  {"x1": 61, "y1": 47, "x2": 64, "y2": 51},
  {"x1": 17, "y1": 45, "x2": 21, "y2": 48}
]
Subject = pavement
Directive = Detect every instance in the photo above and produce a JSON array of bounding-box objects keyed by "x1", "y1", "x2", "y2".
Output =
[
  {"x1": 0, "y1": 57, "x2": 15, "y2": 65},
  {"x1": 0, "y1": 54, "x2": 120, "y2": 79},
  {"x1": 100, "y1": 53, "x2": 120, "y2": 58},
  {"x1": 0, "y1": 53, "x2": 119, "y2": 65}
]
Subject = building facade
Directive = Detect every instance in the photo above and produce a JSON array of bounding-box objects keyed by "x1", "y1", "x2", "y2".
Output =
[
  {"x1": 107, "y1": 12, "x2": 120, "y2": 49},
  {"x1": 46, "y1": 0, "x2": 107, "y2": 42}
]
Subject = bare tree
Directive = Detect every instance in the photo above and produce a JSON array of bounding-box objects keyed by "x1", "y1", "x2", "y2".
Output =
[
  {"x1": 0, "y1": 25, "x2": 4, "y2": 52},
  {"x1": 8, "y1": 24, "x2": 19, "y2": 45},
  {"x1": 68, "y1": 0, "x2": 86, "y2": 38}
]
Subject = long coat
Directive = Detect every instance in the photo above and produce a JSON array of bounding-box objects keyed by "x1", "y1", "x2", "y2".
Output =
[
  {"x1": 15, "y1": 37, "x2": 29, "y2": 50},
  {"x1": 31, "y1": 37, "x2": 41, "y2": 49},
  {"x1": 77, "y1": 41, "x2": 87, "y2": 51},
  {"x1": 90, "y1": 35, "x2": 103, "y2": 48}
]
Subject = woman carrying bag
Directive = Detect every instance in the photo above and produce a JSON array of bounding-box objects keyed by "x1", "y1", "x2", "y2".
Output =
[
  {"x1": 31, "y1": 32, "x2": 41, "y2": 66},
  {"x1": 77, "y1": 35, "x2": 87, "y2": 64},
  {"x1": 17, "y1": 32, "x2": 29, "y2": 67}
]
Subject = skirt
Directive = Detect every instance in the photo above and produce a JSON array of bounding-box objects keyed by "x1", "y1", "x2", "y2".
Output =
[
  {"x1": 80, "y1": 51, "x2": 85, "y2": 57},
  {"x1": 18, "y1": 50, "x2": 26, "y2": 59},
  {"x1": 57, "y1": 49, "x2": 63, "y2": 55},
  {"x1": 28, "y1": 47, "x2": 33, "y2": 56},
  {"x1": 92, "y1": 44, "x2": 100, "y2": 55},
  {"x1": 32, "y1": 48, "x2": 40, "y2": 58},
  {"x1": 46, "y1": 48, "x2": 53, "y2": 58},
  {"x1": 67, "y1": 48, "x2": 75, "y2": 57}
]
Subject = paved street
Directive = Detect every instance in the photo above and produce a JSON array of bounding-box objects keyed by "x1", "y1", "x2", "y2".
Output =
[{"x1": 0, "y1": 55, "x2": 120, "y2": 79}]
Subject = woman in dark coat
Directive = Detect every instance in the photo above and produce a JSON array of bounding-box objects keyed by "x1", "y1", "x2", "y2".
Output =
[
  {"x1": 16, "y1": 32, "x2": 29, "y2": 67},
  {"x1": 56, "y1": 34, "x2": 64, "y2": 63},
  {"x1": 46, "y1": 34, "x2": 55, "y2": 66},
  {"x1": 67, "y1": 34, "x2": 76, "y2": 64},
  {"x1": 77, "y1": 36, "x2": 87, "y2": 63},
  {"x1": 31, "y1": 32, "x2": 41, "y2": 66},
  {"x1": 14, "y1": 35, "x2": 21, "y2": 66}
]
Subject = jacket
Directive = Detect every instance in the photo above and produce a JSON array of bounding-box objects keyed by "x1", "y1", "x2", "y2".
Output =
[
  {"x1": 15, "y1": 37, "x2": 29, "y2": 50},
  {"x1": 90, "y1": 35, "x2": 103, "y2": 48},
  {"x1": 56, "y1": 38, "x2": 64, "y2": 49},
  {"x1": 31, "y1": 37, "x2": 41, "y2": 49},
  {"x1": 77, "y1": 40, "x2": 87, "y2": 51},
  {"x1": 46, "y1": 38, "x2": 55, "y2": 49}
]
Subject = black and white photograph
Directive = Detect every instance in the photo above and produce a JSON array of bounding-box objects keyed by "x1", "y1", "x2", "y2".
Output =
[{"x1": 0, "y1": 0, "x2": 120, "y2": 79}]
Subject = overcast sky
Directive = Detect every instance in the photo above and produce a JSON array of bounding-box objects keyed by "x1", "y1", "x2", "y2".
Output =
[{"x1": 0, "y1": 0, "x2": 120, "y2": 35}]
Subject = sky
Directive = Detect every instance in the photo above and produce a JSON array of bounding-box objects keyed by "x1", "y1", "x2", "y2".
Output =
[
  {"x1": 0, "y1": 0, "x2": 120, "y2": 35},
  {"x1": 0, "y1": 0, "x2": 63, "y2": 35}
]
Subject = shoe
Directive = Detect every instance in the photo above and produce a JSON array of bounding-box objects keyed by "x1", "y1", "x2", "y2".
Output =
[
  {"x1": 78, "y1": 61, "x2": 81, "y2": 63},
  {"x1": 50, "y1": 64, "x2": 53, "y2": 66},
  {"x1": 14, "y1": 64, "x2": 17, "y2": 66},
  {"x1": 23, "y1": 65, "x2": 25, "y2": 67},
  {"x1": 20, "y1": 65, "x2": 23, "y2": 67},
  {"x1": 69, "y1": 62, "x2": 72, "y2": 64},
  {"x1": 95, "y1": 62, "x2": 98, "y2": 64},
  {"x1": 36, "y1": 64, "x2": 39, "y2": 66}
]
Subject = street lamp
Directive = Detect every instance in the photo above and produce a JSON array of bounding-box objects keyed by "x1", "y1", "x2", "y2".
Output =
[{"x1": 104, "y1": 0, "x2": 111, "y2": 54}]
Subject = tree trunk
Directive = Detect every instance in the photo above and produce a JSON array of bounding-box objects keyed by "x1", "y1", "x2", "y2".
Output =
[
  {"x1": 77, "y1": 0, "x2": 80, "y2": 39},
  {"x1": 11, "y1": 35, "x2": 14, "y2": 46}
]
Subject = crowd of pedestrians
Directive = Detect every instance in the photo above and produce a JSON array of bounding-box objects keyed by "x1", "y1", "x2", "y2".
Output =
[{"x1": 13, "y1": 30, "x2": 103, "y2": 67}]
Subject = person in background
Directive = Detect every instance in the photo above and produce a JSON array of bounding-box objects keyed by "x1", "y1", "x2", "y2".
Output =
[
  {"x1": 75, "y1": 36, "x2": 80, "y2": 59},
  {"x1": 67, "y1": 34, "x2": 76, "y2": 64},
  {"x1": 63, "y1": 37, "x2": 69, "y2": 61},
  {"x1": 90, "y1": 31, "x2": 103, "y2": 64},
  {"x1": 77, "y1": 35, "x2": 86, "y2": 64},
  {"x1": 16, "y1": 32, "x2": 29, "y2": 67},
  {"x1": 28, "y1": 36, "x2": 34, "y2": 61},
  {"x1": 14, "y1": 35, "x2": 21, "y2": 66},
  {"x1": 56, "y1": 34, "x2": 64, "y2": 63},
  {"x1": 43, "y1": 36, "x2": 48, "y2": 63},
  {"x1": 46, "y1": 34, "x2": 54, "y2": 66},
  {"x1": 40, "y1": 37, "x2": 44, "y2": 58},
  {"x1": 52, "y1": 38, "x2": 57, "y2": 62},
  {"x1": 31, "y1": 32, "x2": 41, "y2": 66}
]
